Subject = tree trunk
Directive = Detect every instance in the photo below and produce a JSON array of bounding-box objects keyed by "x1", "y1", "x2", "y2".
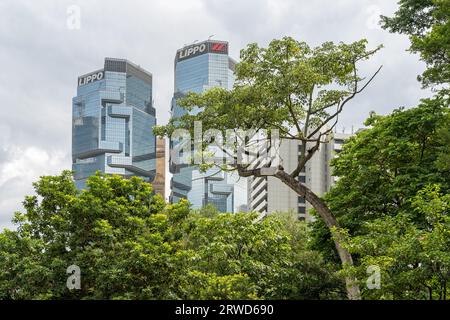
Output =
[{"x1": 274, "y1": 169, "x2": 361, "y2": 300}]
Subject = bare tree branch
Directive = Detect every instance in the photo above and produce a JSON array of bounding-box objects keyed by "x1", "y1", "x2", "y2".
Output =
[{"x1": 307, "y1": 65, "x2": 382, "y2": 139}]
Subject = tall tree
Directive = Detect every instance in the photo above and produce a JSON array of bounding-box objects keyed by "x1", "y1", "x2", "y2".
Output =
[
  {"x1": 155, "y1": 37, "x2": 383, "y2": 299},
  {"x1": 381, "y1": 0, "x2": 450, "y2": 88},
  {"x1": 316, "y1": 97, "x2": 449, "y2": 233},
  {"x1": 310, "y1": 97, "x2": 450, "y2": 288}
]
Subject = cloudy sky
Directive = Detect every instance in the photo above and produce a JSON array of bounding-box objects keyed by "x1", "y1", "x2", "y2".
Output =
[{"x1": 0, "y1": 0, "x2": 431, "y2": 229}]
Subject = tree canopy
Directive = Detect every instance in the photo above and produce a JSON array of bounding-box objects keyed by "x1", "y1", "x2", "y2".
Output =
[
  {"x1": 310, "y1": 97, "x2": 450, "y2": 299},
  {"x1": 0, "y1": 172, "x2": 343, "y2": 299},
  {"x1": 321, "y1": 96, "x2": 449, "y2": 231}
]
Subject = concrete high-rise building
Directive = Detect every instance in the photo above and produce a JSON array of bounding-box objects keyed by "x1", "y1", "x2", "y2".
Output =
[
  {"x1": 248, "y1": 132, "x2": 353, "y2": 220},
  {"x1": 153, "y1": 137, "x2": 166, "y2": 199},
  {"x1": 72, "y1": 58, "x2": 156, "y2": 189},
  {"x1": 169, "y1": 40, "x2": 248, "y2": 213}
]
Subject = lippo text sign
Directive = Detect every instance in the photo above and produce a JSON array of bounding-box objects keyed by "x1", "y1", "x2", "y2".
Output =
[
  {"x1": 78, "y1": 70, "x2": 104, "y2": 87},
  {"x1": 177, "y1": 42, "x2": 228, "y2": 62}
]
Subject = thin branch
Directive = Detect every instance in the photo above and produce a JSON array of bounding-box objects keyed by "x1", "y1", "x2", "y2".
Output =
[
  {"x1": 356, "y1": 65, "x2": 383, "y2": 94},
  {"x1": 307, "y1": 65, "x2": 382, "y2": 139}
]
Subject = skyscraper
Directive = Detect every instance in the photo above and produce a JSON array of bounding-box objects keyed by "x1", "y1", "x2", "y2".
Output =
[
  {"x1": 72, "y1": 58, "x2": 156, "y2": 189},
  {"x1": 170, "y1": 40, "x2": 248, "y2": 213}
]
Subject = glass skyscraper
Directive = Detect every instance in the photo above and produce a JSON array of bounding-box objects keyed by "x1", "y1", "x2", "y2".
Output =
[
  {"x1": 170, "y1": 40, "x2": 248, "y2": 213},
  {"x1": 72, "y1": 58, "x2": 156, "y2": 189}
]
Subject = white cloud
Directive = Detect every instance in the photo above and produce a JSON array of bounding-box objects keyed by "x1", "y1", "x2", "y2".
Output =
[
  {"x1": 0, "y1": 143, "x2": 69, "y2": 230},
  {"x1": 0, "y1": 146, "x2": 65, "y2": 185}
]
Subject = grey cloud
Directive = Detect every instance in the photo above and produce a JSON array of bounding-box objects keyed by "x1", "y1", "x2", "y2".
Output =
[
  {"x1": 0, "y1": 0, "x2": 433, "y2": 228},
  {"x1": 0, "y1": 149, "x2": 9, "y2": 173}
]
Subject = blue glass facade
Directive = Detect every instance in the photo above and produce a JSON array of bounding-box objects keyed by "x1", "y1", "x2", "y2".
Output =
[
  {"x1": 170, "y1": 40, "x2": 247, "y2": 213},
  {"x1": 72, "y1": 58, "x2": 156, "y2": 188}
]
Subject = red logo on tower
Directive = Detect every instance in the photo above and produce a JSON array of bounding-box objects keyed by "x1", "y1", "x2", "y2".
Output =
[{"x1": 210, "y1": 42, "x2": 228, "y2": 54}]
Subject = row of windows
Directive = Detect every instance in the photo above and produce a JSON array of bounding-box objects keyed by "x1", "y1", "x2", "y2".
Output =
[{"x1": 73, "y1": 70, "x2": 156, "y2": 181}]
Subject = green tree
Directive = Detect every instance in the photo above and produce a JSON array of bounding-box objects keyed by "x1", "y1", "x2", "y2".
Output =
[
  {"x1": 155, "y1": 37, "x2": 383, "y2": 299},
  {"x1": 0, "y1": 171, "x2": 342, "y2": 299},
  {"x1": 435, "y1": 120, "x2": 450, "y2": 170},
  {"x1": 311, "y1": 98, "x2": 450, "y2": 298},
  {"x1": 381, "y1": 0, "x2": 450, "y2": 88},
  {"x1": 340, "y1": 185, "x2": 450, "y2": 299},
  {"x1": 315, "y1": 97, "x2": 449, "y2": 237},
  {"x1": 0, "y1": 171, "x2": 190, "y2": 299}
]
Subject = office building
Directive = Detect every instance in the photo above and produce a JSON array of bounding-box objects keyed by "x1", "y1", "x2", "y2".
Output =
[
  {"x1": 248, "y1": 132, "x2": 353, "y2": 220},
  {"x1": 169, "y1": 40, "x2": 248, "y2": 213},
  {"x1": 72, "y1": 58, "x2": 156, "y2": 189}
]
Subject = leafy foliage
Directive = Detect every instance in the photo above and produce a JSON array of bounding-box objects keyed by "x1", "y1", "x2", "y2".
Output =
[
  {"x1": 311, "y1": 98, "x2": 450, "y2": 298},
  {"x1": 312, "y1": 97, "x2": 449, "y2": 245},
  {"x1": 342, "y1": 185, "x2": 450, "y2": 299},
  {"x1": 0, "y1": 172, "x2": 342, "y2": 299},
  {"x1": 180, "y1": 209, "x2": 344, "y2": 299}
]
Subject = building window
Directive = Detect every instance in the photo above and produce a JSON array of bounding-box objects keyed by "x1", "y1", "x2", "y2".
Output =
[
  {"x1": 298, "y1": 196, "x2": 305, "y2": 204},
  {"x1": 298, "y1": 206, "x2": 306, "y2": 214},
  {"x1": 298, "y1": 175, "x2": 306, "y2": 183},
  {"x1": 101, "y1": 114, "x2": 106, "y2": 141}
]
